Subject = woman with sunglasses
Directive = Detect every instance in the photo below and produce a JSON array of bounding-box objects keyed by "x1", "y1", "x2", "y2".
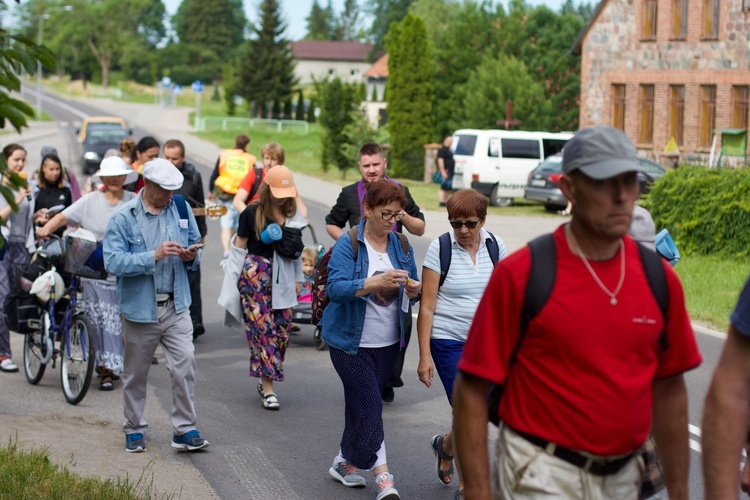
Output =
[
  {"x1": 322, "y1": 180, "x2": 421, "y2": 500},
  {"x1": 416, "y1": 189, "x2": 507, "y2": 500}
]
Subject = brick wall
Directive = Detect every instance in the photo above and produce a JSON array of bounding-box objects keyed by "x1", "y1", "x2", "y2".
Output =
[{"x1": 579, "y1": 0, "x2": 750, "y2": 162}]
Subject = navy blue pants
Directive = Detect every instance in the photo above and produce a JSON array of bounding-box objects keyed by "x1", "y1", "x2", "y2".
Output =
[
  {"x1": 430, "y1": 338, "x2": 465, "y2": 404},
  {"x1": 330, "y1": 343, "x2": 400, "y2": 470}
]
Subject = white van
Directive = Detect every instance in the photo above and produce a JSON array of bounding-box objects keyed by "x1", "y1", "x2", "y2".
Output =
[{"x1": 451, "y1": 129, "x2": 573, "y2": 206}]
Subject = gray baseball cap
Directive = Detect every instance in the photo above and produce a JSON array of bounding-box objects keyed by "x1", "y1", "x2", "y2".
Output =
[{"x1": 562, "y1": 126, "x2": 639, "y2": 180}]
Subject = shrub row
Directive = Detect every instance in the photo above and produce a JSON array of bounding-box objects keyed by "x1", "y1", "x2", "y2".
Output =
[{"x1": 643, "y1": 165, "x2": 750, "y2": 257}]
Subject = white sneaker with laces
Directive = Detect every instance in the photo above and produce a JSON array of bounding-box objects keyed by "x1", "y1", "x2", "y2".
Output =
[
  {"x1": 375, "y1": 473, "x2": 400, "y2": 500},
  {"x1": 329, "y1": 461, "x2": 366, "y2": 487}
]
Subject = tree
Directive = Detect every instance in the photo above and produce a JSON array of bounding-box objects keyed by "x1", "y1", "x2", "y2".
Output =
[
  {"x1": 385, "y1": 14, "x2": 433, "y2": 179},
  {"x1": 460, "y1": 53, "x2": 551, "y2": 130},
  {"x1": 295, "y1": 88, "x2": 305, "y2": 120},
  {"x1": 222, "y1": 63, "x2": 237, "y2": 115},
  {"x1": 172, "y1": 0, "x2": 246, "y2": 58},
  {"x1": 367, "y1": 0, "x2": 416, "y2": 52},
  {"x1": 237, "y1": 0, "x2": 297, "y2": 118},
  {"x1": 335, "y1": 0, "x2": 362, "y2": 42},
  {"x1": 305, "y1": 0, "x2": 332, "y2": 40},
  {"x1": 307, "y1": 96, "x2": 317, "y2": 123},
  {"x1": 283, "y1": 97, "x2": 293, "y2": 118},
  {"x1": 317, "y1": 78, "x2": 358, "y2": 175}
]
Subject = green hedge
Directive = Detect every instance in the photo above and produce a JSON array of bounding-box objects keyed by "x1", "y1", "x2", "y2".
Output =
[{"x1": 643, "y1": 166, "x2": 750, "y2": 257}]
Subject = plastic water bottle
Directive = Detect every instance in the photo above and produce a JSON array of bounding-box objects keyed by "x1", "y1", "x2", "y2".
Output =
[{"x1": 260, "y1": 223, "x2": 283, "y2": 244}]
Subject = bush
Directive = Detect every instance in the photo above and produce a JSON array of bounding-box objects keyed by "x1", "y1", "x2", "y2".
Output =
[{"x1": 643, "y1": 166, "x2": 750, "y2": 257}]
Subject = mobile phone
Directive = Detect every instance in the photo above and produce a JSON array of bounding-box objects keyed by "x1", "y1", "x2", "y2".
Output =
[
  {"x1": 46, "y1": 204, "x2": 66, "y2": 215},
  {"x1": 192, "y1": 243, "x2": 207, "y2": 250}
]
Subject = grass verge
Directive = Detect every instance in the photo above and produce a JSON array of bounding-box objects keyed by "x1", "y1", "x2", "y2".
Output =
[
  {"x1": 0, "y1": 438, "x2": 174, "y2": 499},
  {"x1": 675, "y1": 255, "x2": 750, "y2": 332}
]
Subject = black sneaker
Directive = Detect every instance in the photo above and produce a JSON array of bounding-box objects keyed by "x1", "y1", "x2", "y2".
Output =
[
  {"x1": 192, "y1": 323, "x2": 206, "y2": 340},
  {"x1": 382, "y1": 386, "x2": 395, "y2": 403}
]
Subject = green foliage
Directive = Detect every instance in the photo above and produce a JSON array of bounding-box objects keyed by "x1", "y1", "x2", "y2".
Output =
[
  {"x1": 305, "y1": 0, "x2": 332, "y2": 40},
  {"x1": 357, "y1": 82, "x2": 366, "y2": 102},
  {"x1": 368, "y1": 0, "x2": 417, "y2": 53},
  {"x1": 385, "y1": 14, "x2": 433, "y2": 179},
  {"x1": 643, "y1": 166, "x2": 750, "y2": 257},
  {"x1": 307, "y1": 96, "x2": 317, "y2": 123},
  {"x1": 237, "y1": 0, "x2": 297, "y2": 117},
  {"x1": 460, "y1": 53, "x2": 551, "y2": 130},
  {"x1": 172, "y1": 0, "x2": 246, "y2": 58},
  {"x1": 283, "y1": 97, "x2": 293, "y2": 118},
  {"x1": 211, "y1": 83, "x2": 221, "y2": 102},
  {"x1": 317, "y1": 77, "x2": 358, "y2": 175},
  {"x1": 295, "y1": 89, "x2": 305, "y2": 120},
  {"x1": 371, "y1": 84, "x2": 378, "y2": 102},
  {"x1": 222, "y1": 63, "x2": 237, "y2": 116}
]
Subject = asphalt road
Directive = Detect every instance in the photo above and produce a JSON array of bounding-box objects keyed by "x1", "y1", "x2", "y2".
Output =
[{"x1": 26, "y1": 88, "x2": 730, "y2": 499}]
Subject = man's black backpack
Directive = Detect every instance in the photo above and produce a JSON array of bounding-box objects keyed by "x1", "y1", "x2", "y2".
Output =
[
  {"x1": 486, "y1": 233, "x2": 670, "y2": 426},
  {"x1": 437, "y1": 231, "x2": 501, "y2": 287}
]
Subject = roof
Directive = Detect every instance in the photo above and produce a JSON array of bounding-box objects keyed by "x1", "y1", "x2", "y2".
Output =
[
  {"x1": 570, "y1": 0, "x2": 609, "y2": 56},
  {"x1": 290, "y1": 41, "x2": 372, "y2": 62},
  {"x1": 364, "y1": 54, "x2": 389, "y2": 78}
]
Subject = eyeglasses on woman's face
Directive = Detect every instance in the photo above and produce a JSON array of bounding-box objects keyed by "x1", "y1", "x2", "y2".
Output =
[
  {"x1": 449, "y1": 219, "x2": 481, "y2": 229},
  {"x1": 378, "y1": 209, "x2": 406, "y2": 222}
]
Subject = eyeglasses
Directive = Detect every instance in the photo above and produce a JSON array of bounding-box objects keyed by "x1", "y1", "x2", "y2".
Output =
[
  {"x1": 379, "y1": 210, "x2": 406, "y2": 222},
  {"x1": 449, "y1": 219, "x2": 481, "y2": 229}
]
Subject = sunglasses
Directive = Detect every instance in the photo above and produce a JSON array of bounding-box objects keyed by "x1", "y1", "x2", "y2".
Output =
[{"x1": 449, "y1": 219, "x2": 481, "y2": 229}]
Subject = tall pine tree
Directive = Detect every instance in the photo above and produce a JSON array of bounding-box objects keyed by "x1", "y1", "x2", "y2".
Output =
[
  {"x1": 305, "y1": 0, "x2": 332, "y2": 40},
  {"x1": 237, "y1": 0, "x2": 297, "y2": 118},
  {"x1": 386, "y1": 14, "x2": 433, "y2": 179},
  {"x1": 172, "y1": 0, "x2": 246, "y2": 58}
]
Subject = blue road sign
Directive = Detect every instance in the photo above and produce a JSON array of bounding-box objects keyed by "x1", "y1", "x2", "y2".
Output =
[
  {"x1": 192, "y1": 81, "x2": 204, "y2": 93},
  {"x1": 172, "y1": 84, "x2": 183, "y2": 96}
]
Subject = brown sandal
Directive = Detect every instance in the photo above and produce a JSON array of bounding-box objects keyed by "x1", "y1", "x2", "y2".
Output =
[{"x1": 431, "y1": 434, "x2": 454, "y2": 486}]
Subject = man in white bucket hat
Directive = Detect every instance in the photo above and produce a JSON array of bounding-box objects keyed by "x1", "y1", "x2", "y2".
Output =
[{"x1": 104, "y1": 158, "x2": 209, "y2": 453}]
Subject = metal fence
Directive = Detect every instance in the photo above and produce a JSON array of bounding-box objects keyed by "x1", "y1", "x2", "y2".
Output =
[{"x1": 195, "y1": 117, "x2": 310, "y2": 134}]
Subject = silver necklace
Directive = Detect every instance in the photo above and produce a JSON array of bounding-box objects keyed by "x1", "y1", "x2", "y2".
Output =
[{"x1": 567, "y1": 226, "x2": 625, "y2": 306}]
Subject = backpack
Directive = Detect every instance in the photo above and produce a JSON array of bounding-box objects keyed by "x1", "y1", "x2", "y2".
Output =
[
  {"x1": 438, "y1": 231, "x2": 501, "y2": 288},
  {"x1": 246, "y1": 166, "x2": 264, "y2": 203},
  {"x1": 487, "y1": 233, "x2": 670, "y2": 426},
  {"x1": 311, "y1": 226, "x2": 409, "y2": 326}
]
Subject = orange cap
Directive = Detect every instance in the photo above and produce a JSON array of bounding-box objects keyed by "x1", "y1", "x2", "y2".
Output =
[{"x1": 265, "y1": 165, "x2": 296, "y2": 199}]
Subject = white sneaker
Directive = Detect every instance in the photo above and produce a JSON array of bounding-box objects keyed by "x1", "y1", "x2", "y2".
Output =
[
  {"x1": 375, "y1": 473, "x2": 400, "y2": 500},
  {"x1": 0, "y1": 357, "x2": 19, "y2": 373},
  {"x1": 329, "y1": 461, "x2": 366, "y2": 487}
]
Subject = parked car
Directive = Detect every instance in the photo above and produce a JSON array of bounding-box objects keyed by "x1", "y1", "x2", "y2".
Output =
[
  {"x1": 80, "y1": 123, "x2": 130, "y2": 174},
  {"x1": 524, "y1": 154, "x2": 667, "y2": 212}
]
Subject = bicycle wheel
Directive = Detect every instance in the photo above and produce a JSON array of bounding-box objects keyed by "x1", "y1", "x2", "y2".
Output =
[
  {"x1": 23, "y1": 313, "x2": 49, "y2": 385},
  {"x1": 60, "y1": 314, "x2": 95, "y2": 405}
]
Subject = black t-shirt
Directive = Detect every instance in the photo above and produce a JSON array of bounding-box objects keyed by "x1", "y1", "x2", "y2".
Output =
[
  {"x1": 438, "y1": 145, "x2": 455, "y2": 177},
  {"x1": 237, "y1": 204, "x2": 275, "y2": 259},
  {"x1": 35, "y1": 185, "x2": 72, "y2": 213},
  {"x1": 324, "y1": 180, "x2": 425, "y2": 231}
]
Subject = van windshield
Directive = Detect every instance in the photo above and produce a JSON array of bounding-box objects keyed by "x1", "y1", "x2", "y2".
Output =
[
  {"x1": 501, "y1": 139, "x2": 540, "y2": 159},
  {"x1": 453, "y1": 135, "x2": 477, "y2": 156}
]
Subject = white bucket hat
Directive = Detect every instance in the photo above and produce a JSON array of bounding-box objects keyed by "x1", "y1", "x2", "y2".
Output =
[{"x1": 92, "y1": 156, "x2": 139, "y2": 185}]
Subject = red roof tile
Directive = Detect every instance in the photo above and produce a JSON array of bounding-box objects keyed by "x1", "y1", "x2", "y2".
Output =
[
  {"x1": 364, "y1": 54, "x2": 388, "y2": 78},
  {"x1": 290, "y1": 41, "x2": 372, "y2": 62}
]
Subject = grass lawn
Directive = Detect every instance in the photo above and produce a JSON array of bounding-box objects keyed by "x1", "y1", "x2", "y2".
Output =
[
  {"x1": 0, "y1": 440, "x2": 166, "y2": 499},
  {"x1": 676, "y1": 255, "x2": 750, "y2": 331}
]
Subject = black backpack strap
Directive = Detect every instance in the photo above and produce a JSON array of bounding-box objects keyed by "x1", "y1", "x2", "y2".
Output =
[
  {"x1": 521, "y1": 233, "x2": 557, "y2": 335},
  {"x1": 438, "y1": 232, "x2": 451, "y2": 288},
  {"x1": 249, "y1": 166, "x2": 264, "y2": 199},
  {"x1": 486, "y1": 232, "x2": 500, "y2": 265},
  {"x1": 637, "y1": 242, "x2": 670, "y2": 350}
]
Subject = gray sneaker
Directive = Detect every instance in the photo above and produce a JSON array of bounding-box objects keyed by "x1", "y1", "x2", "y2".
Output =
[
  {"x1": 375, "y1": 473, "x2": 400, "y2": 500},
  {"x1": 329, "y1": 462, "x2": 367, "y2": 488}
]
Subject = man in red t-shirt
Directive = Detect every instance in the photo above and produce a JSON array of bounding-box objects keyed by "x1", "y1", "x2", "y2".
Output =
[{"x1": 453, "y1": 126, "x2": 702, "y2": 500}]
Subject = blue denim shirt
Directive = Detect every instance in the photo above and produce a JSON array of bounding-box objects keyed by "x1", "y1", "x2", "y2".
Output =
[
  {"x1": 321, "y1": 219, "x2": 420, "y2": 354},
  {"x1": 103, "y1": 193, "x2": 201, "y2": 323}
]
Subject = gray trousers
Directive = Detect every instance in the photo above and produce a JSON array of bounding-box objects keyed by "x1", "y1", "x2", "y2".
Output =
[{"x1": 122, "y1": 302, "x2": 197, "y2": 436}]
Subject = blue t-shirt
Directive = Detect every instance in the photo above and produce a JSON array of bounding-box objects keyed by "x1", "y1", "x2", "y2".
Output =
[{"x1": 731, "y1": 275, "x2": 750, "y2": 337}]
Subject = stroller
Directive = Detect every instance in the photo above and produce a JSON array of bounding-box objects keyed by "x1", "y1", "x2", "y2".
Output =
[{"x1": 290, "y1": 224, "x2": 327, "y2": 350}]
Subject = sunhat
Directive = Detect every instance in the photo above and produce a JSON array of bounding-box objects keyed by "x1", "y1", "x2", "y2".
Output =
[{"x1": 92, "y1": 156, "x2": 139, "y2": 184}]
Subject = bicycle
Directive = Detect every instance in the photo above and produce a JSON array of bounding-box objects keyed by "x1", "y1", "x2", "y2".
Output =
[{"x1": 21, "y1": 236, "x2": 96, "y2": 405}]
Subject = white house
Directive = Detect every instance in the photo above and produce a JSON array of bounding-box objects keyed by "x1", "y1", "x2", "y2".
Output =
[{"x1": 290, "y1": 40, "x2": 373, "y2": 85}]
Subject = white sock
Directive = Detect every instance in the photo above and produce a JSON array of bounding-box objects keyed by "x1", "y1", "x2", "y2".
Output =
[
  {"x1": 333, "y1": 451, "x2": 346, "y2": 466},
  {"x1": 372, "y1": 440, "x2": 387, "y2": 470}
]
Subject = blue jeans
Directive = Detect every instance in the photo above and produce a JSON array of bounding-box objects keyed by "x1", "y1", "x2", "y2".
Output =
[{"x1": 430, "y1": 338, "x2": 464, "y2": 404}]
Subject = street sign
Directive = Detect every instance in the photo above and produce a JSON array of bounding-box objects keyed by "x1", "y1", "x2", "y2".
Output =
[
  {"x1": 172, "y1": 84, "x2": 183, "y2": 96},
  {"x1": 161, "y1": 76, "x2": 171, "y2": 87},
  {"x1": 191, "y1": 81, "x2": 204, "y2": 93}
]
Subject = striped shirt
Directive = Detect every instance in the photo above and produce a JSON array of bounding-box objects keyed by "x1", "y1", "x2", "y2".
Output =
[{"x1": 423, "y1": 228, "x2": 507, "y2": 342}]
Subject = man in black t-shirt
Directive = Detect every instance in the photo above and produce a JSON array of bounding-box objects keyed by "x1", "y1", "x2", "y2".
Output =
[
  {"x1": 325, "y1": 142, "x2": 425, "y2": 403},
  {"x1": 437, "y1": 136, "x2": 455, "y2": 207}
]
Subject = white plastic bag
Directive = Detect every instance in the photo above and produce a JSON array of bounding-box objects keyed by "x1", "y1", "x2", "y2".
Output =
[{"x1": 30, "y1": 266, "x2": 65, "y2": 303}]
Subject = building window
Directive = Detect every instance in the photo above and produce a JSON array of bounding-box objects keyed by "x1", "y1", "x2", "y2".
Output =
[
  {"x1": 639, "y1": 85, "x2": 655, "y2": 144},
  {"x1": 733, "y1": 86, "x2": 749, "y2": 130},
  {"x1": 612, "y1": 84, "x2": 626, "y2": 131},
  {"x1": 672, "y1": 0, "x2": 687, "y2": 38},
  {"x1": 643, "y1": 0, "x2": 658, "y2": 39},
  {"x1": 328, "y1": 68, "x2": 335, "y2": 76},
  {"x1": 703, "y1": 0, "x2": 719, "y2": 37},
  {"x1": 669, "y1": 85, "x2": 685, "y2": 146},
  {"x1": 700, "y1": 85, "x2": 717, "y2": 148}
]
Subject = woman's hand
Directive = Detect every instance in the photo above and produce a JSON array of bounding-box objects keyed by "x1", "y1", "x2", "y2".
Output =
[
  {"x1": 35, "y1": 225, "x2": 50, "y2": 240},
  {"x1": 418, "y1": 355, "x2": 434, "y2": 388},
  {"x1": 33, "y1": 209, "x2": 49, "y2": 225},
  {"x1": 14, "y1": 187, "x2": 29, "y2": 205},
  {"x1": 369, "y1": 269, "x2": 408, "y2": 291},
  {"x1": 405, "y1": 277, "x2": 422, "y2": 299}
]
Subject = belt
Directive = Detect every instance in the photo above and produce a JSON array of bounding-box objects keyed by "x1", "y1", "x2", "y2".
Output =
[{"x1": 514, "y1": 429, "x2": 635, "y2": 476}]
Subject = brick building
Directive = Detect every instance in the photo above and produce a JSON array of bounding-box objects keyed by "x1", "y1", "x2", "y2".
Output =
[{"x1": 571, "y1": 0, "x2": 750, "y2": 164}]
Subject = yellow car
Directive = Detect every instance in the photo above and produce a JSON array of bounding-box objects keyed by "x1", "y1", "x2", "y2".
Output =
[{"x1": 76, "y1": 116, "x2": 129, "y2": 143}]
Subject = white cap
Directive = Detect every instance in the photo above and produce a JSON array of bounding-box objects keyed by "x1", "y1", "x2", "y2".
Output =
[
  {"x1": 92, "y1": 156, "x2": 139, "y2": 185},
  {"x1": 142, "y1": 158, "x2": 184, "y2": 191}
]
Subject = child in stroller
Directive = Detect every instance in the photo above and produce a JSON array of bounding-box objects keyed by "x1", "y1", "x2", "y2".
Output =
[{"x1": 290, "y1": 243, "x2": 324, "y2": 333}]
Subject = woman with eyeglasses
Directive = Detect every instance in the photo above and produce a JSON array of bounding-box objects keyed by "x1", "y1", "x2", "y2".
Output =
[
  {"x1": 416, "y1": 189, "x2": 507, "y2": 500},
  {"x1": 322, "y1": 180, "x2": 421, "y2": 500}
]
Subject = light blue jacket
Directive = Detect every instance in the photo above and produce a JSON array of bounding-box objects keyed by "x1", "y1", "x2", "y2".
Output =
[
  {"x1": 103, "y1": 194, "x2": 201, "y2": 323},
  {"x1": 321, "y1": 219, "x2": 420, "y2": 354}
]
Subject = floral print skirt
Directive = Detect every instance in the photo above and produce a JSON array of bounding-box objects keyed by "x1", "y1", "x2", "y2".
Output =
[
  {"x1": 80, "y1": 277, "x2": 123, "y2": 375},
  {"x1": 238, "y1": 254, "x2": 291, "y2": 381}
]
